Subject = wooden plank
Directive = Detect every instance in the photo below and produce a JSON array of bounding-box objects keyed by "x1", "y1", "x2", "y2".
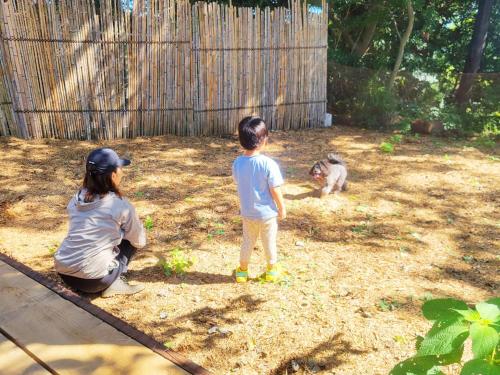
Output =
[
  {"x1": 0, "y1": 332, "x2": 51, "y2": 375},
  {"x1": 0, "y1": 261, "x2": 191, "y2": 375}
]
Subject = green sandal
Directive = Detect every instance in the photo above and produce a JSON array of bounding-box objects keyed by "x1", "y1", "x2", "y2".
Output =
[
  {"x1": 265, "y1": 263, "x2": 284, "y2": 282},
  {"x1": 235, "y1": 267, "x2": 248, "y2": 283}
]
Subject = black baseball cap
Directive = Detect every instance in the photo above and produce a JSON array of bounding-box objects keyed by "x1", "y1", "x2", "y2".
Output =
[{"x1": 86, "y1": 148, "x2": 131, "y2": 175}]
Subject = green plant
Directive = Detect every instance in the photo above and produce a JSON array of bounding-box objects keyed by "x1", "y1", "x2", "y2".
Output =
[
  {"x1": 47, "y1": 244, "x2": 58, "y2": 255},
  {"x1": 144, "y1": 216, "x2": 154, "y2": 231},
  {"x1": 157, "y1": 248, "x2": 195, "y2": 277},
  {"x1": 389, "y1": 134, "x2": 404, "y2": 144},
  {"x1": 163, "y1": 341, "x2": 174, "y2": 349},
  {"x1": 396, "y1": 118, "x2": 413, "y2": 133},
  {"x1": 355, "y1": 205, "x2": 369, "y2": 213},
  {"x1": 462, "y1": 255, "x2": 476, "y2": 264},
  {"x1": 351, "y1": 223, "x2": 369, "y2": 234},
  {"x1": 399, "y1": 246, "x2": 410, "y2": 254},
  {"x1": 470, "y1": 136, "x2": 496, "y2": 149},
  {"x1": 420, "y1": 293, "x2": 434, "y2": 302},
  {"x1": 207, "y1": 223, "x2": 225, "y2": 240},
  {"x1": 379, "y1": 298, "x2": 402, "y2": 311},
  {"x1": 352, "y1": 77, "x2": 399, "y2": 129},
  {"x1": 380, "y1": 142, "x2": 395, "y2": 153},
  {"x1": 390, "y1": 297, "x2": 500, "y2": 375}
]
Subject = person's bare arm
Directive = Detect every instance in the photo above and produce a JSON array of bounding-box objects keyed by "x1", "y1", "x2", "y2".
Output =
[{"x1": 270, "y1": 186, "x2": 286, "y2": 220}]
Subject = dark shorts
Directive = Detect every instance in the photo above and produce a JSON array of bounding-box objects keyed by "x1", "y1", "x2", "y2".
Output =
[{"x1": 58, "y1": 240, "x2": 137, "y2": 293}]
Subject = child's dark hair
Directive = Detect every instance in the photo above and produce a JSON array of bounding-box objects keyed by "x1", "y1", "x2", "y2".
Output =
[
  {"x1": 82, "y1": 165, "x2": 122, "y2": 202},
  {"x1": 238, "y1": 116, "x2": 268, "y2": 150}
]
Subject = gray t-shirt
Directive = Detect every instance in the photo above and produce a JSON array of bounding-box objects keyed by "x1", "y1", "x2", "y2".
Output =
[{"x1": 54, "y1": 190, "x2": 146, "y2": 279}]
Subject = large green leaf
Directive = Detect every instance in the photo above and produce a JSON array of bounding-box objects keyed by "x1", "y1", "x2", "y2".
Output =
[
  {"x1": 488, "y1": 299, "x2": 500, "y2": 333},
  {"x1": 477, "y1": 302, "x2": 500, "y2": 322},
  {"x1": 416, "y1": 335, "x2": 425, "y2": 350},
  {"x1": 434, "y1": 344, "x2": 464, "y2": 365},
  {"x1": 454, "y1": 309, "x2": 481, "y2": 322},
  {"x1": 391, "y1": 348, "x2": 464, "y2": 375},
  {"x1": 390, "y1": 356, "x2": 439, "y2": 375},
  {"x1": 486, "y1": 298, "x2": 500, "y2": 309},
  {"x1": 470, "y1": 322, "x2": 499, "y2": 359},
  {"x1": 422, "y1": 299, "x2": 468, "y2": 321},
  {"x1": 460, "y1": 359, "x2": 500, "y2": 375},
  {"x1": 417, "y1": 317, "x2": 469, "y2": 356}
]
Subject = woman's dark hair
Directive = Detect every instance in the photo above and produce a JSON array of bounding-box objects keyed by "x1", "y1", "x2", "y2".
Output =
[
  {"x1": 238, "y1": 116, "x2": 268, "y2": 150},
  {"x1": 82, "y1": 165, "x2": 122, "y2": 202}
]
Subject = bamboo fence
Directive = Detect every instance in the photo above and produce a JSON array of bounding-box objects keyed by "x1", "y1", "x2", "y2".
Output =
[{"x1": 0, "y1": 0, "x2": 327, "y2": 139}]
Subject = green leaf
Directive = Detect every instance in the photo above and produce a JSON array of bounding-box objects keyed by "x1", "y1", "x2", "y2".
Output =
[
  {"x1": 414, "y1": 336, "x2": 463, "y2": 365},
  {"x1": 486, "y1": 298, "x2": 500, "y2": 309},
  {"x1": 163, "y1": 341, "x2": 174, "y2": 349},
  {"x1": 144, "y1": 215, "x2": 154, "y2": 231},
  {"x1": 434, "y1": 344, "x2": 464, "y2": 365},
  {"x1": 470, "y1": 322, "x2": 499, "y2": 359},
  {"x1": 389, "y1": 356, "x2": 438, "y2": 375},
  {"x1": 417, "y1": 317, "x2": 469, "y2": 357},
  {"x1": 460, "y1": 359, "x2": 500, "y2": 375},
  {"x1": 453, "y1": 309, "x2": 481, "y2": 322},
  {"x1": 422, "y1": 299, "x2": 468, "y2": 321},
  {"x1": 427, "y1": 369, "x2": 445, "y2": 375},
  {"x1": 416, "y1": 335, "x2": 424, "y2": 350},
  {"x1": 380, "y1": 142, "x2": 395, "y2": 153},
  {"x1": 477, "y1": 302, "x2": 500, "y2": 322}
]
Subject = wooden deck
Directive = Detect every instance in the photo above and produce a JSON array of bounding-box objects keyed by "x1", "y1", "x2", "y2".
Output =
[{"x1": 0, "y1": 257, "x2": 209, "y2": 375}]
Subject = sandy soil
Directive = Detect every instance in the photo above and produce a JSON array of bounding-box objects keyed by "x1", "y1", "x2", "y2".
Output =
[{"x1": 0, "y1": 126, "x2": 498, "y2": 375}]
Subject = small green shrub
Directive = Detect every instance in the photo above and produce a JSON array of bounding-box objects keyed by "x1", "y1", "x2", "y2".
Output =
[
  {"x1": 396, "y1": 118, "x2": 413, "y2": 133},
  {"x1": 157, "y1": 248, "x2": 195, "y2": 277},
  {"x1": 470, "y1": 136, "x2": 496, "y2": 149},
  {"x1": 352, "y1": 78, "x2": 399, "y2": 129},
  {"x1": 207, "y1": 223, "x2": 225, "y2": 240},
  {"x1": 389, "y1": 134, "x2": 404, "y2": 144},
  {"x1": 390, "y1": 297, "x2": 500, "y2": 375},
  {"x1": 48, "y1": 244, "x2": 58, "y2": 255},
  {"x1": 144, "y1": 216, "x2": 154, "y2": 231},
  {"x1": 379, "y1": 298, "x2": 402, "y2": 312},
  {"x1": 163, "y1": 341, "x2": 174, "y2": 349},
  {"x1": 380, "y1": 142, "x2": 395, "y2": 153}
]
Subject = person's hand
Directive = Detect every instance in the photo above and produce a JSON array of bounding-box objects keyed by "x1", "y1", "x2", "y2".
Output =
[{"x1": 278, "y1": 208, "x2": 287, "y2": 220}]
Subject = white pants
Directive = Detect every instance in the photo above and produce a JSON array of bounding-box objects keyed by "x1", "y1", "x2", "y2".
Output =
[{"x1": 240, "y1": 217, "x2": 278, "y2": 265}]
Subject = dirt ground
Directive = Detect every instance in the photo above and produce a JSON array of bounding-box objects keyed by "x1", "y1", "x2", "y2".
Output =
[{"x1": 0, "y1": 126, "x2": 498, "y2": 375}]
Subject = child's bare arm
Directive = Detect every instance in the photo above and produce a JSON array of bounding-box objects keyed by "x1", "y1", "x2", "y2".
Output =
[{"x1": 270, "y1": 186, "x2": 286, "y2": 220}]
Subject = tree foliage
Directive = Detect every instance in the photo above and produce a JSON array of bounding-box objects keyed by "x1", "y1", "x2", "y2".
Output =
[
  {"x1": 328, "y1": 0, "x2": 499, "y2": 134},
  {"x1": 198, "y1": 0, "x2": 498, "y2": 135}
]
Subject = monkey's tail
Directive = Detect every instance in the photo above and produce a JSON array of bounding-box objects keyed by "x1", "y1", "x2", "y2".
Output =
[{"x1": 327, "y1": 153, "x2": 346, "y2": 166}]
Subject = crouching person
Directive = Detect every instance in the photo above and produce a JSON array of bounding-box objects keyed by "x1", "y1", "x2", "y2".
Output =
[{"x1": 54, "y1": 148, "x2": 146, "y2": 298}]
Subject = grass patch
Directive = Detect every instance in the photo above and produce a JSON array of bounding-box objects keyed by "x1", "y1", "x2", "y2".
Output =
[
  {"x1": 144, "y1": 215, "x2": 154, "y2": 231},
  {"x1": 158, "y1": 247, "x2": 195, "y2": 277},
  {"x1": 378, "y1": 298, "x2": 402, "y2": 312},
  {"x1": 380, "y1": 142, "x2": 395, "y2": 153}
]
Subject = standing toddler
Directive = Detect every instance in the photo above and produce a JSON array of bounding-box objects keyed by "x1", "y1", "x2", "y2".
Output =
[{"x1": 232, "y1": 116, "x2": 286, "y2": 283}]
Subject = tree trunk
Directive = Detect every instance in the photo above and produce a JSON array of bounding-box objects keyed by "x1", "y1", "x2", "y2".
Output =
[
  {"x1": 454, "y1": 0, "x2": 495, "y2": 105},
  {"x1": 388, "y1": 1, "x2": 415, "y2": 89},
  {"x1": 350, "y1": 1, "x2": 381, "y2": 58},
  {"x1": 352, "y1": 21, "x2": 378, "y2": 58}
]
